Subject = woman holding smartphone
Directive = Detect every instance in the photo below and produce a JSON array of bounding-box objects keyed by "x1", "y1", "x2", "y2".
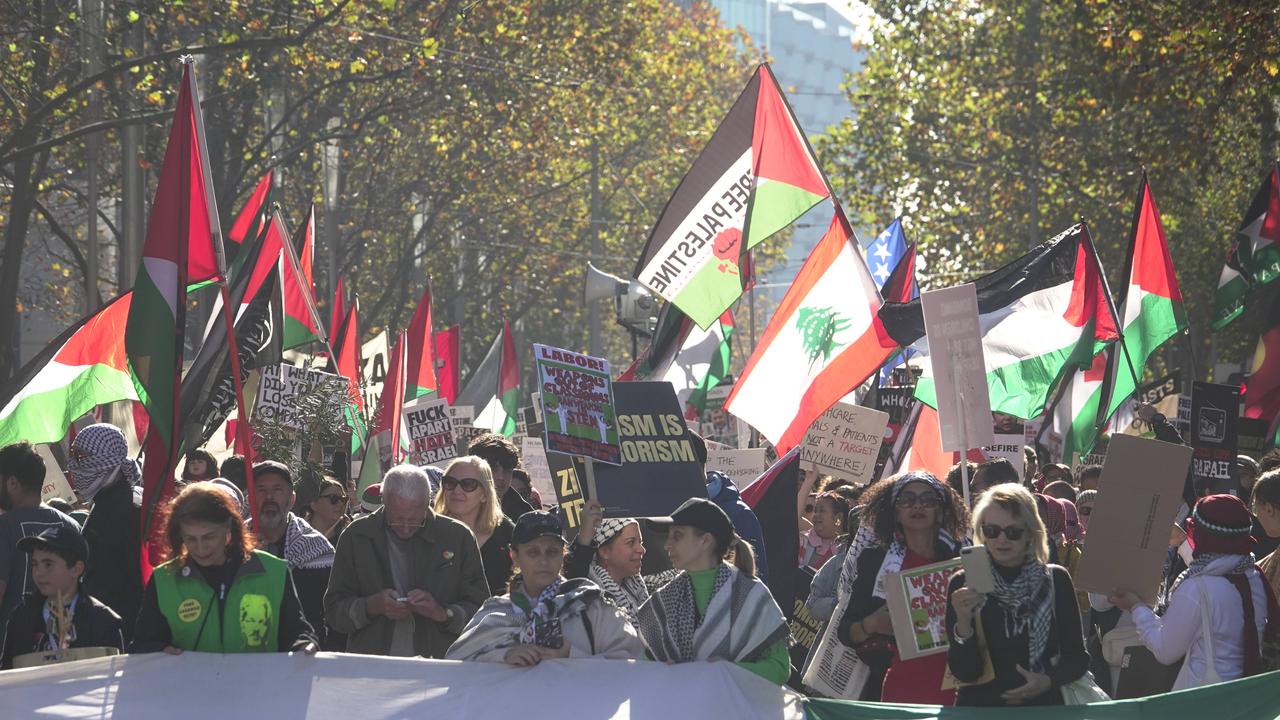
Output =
[
  {"x1": 832, "y1": 471, "x2": 969, "y2": 702},
  {"x1": 946, "y1": 484, "x2": 1089, "y2": 706}
]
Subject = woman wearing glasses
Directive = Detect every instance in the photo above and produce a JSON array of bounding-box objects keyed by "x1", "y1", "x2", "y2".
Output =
[
  {"x1": 946, "y1": 484, "x2": 1088, "y2": 706},
  {"x1": 829, "y1": 471, "x2": 969, "y2": 703},
  {"x1": 434, "y1": 456, "x2": 515, "y2": 597},
  {"x1": 305, "y1": 477, "x2": 352, "y2": 544}
]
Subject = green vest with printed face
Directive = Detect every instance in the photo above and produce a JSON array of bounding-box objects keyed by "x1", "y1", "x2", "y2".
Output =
[{"x1": 154, "y1": 550, "x2": 286, "y2": 653}]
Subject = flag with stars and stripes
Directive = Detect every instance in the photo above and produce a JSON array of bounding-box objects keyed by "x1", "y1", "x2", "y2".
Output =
[{"x1": 866, "y1": 219, "x2": 918, "y2": 384}]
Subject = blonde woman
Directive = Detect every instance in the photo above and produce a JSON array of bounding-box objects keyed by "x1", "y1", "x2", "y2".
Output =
[
  {"x1": 946, "y1": 484, "x2": 1088, "y2": 706},
  {"x1": 434, "y1": 456, "x2": 513, "y2": 596}
]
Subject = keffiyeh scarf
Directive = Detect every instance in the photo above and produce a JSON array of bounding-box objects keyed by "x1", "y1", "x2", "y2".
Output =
[
  {"x1": 988, "y1": 560, "x2": 1055, "y2": 672},
  {"x1": 283, "y1": 512, "x2": 335, "y2": 570},
  {"x1": 1161, "y1": 552, "x2": 1256, "y2": 612},
  {"x1": 67, "y1": 423, "x2": 140, "y2": 502},
  {"x1": 635, "y1": 564, "x2": 789, "y2": 664},
  {"x1": 513, "y1": 577, "x2": 566, "y2": 647},
  {"x1": 587, "y1": 560, "x2": 678, "y2": 624},
  {"x1": 446, "y1": 578, "x2": 601, "y2": 660}
]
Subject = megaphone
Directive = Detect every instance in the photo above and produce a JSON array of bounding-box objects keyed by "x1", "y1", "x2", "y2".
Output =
[{"x1": 584, "y1": 262, "x2": 629, "y2": 303}]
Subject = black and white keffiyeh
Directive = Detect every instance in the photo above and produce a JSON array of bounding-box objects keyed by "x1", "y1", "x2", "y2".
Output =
[
  {"x1": 446, "y1": 577, "x2": 602, "y2": 660},
  {"x1": 1161, "y1": 552, "x2": 1256, "y2": 612},
  {"x1": 635, "y1": 563, "x2": 789, "y2": 664},
  {"x1": 587, "y1": 560, "x2": 678, "y2": 624},
  {"x1": 283, "y1": 512, "x2": 335, "y2": 570},
  {"x1": 67, "y1": 423, "x2": 140, "y2": 501},
  {"x1": 987, "y1": 560, "x2": 1055, "y2": 672}
]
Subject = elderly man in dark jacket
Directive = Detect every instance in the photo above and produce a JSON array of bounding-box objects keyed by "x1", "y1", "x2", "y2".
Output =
[{"x1": 324, "y1": 465, "x2": 488, "y2": 658}]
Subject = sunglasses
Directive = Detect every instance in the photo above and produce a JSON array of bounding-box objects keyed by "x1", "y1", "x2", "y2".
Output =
[
  {"x1": 895, "y1": 491, "x2": 941, "y2": 508},
  {"x1": 442, "y1": 476, "x2": 481, "y2": 493},
  {"x1": 319, "y1": 494, "x2": 347, "y2": 506},
  {"x1": 981, "y1": 523, "x2": 1026, "y2": 541}
]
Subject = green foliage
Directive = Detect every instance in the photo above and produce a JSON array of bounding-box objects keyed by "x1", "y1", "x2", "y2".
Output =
[
  {"x1": 818, "y1": 0, "x2": 1280, "y2": 379},
  {"x1": 252, "y1": 373, "x2": 351, "y2": 481}
]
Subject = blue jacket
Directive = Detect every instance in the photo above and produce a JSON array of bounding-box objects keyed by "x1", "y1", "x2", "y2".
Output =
[{"x1": 706, "y1": 471, "x2": 769, "y2": 583}]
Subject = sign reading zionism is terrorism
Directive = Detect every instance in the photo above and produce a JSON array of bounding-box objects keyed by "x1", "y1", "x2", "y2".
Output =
[{"x1": 634, "y1": 64, "x2": 829, "y2": 329}]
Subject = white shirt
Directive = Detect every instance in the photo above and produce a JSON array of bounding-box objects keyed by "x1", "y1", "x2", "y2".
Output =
[{"x1": 1131, "y1": 555, "x2": 1268, "y2": 691}]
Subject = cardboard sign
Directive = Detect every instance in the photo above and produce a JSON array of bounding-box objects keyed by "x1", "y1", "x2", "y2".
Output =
[
  {"x1": 885, "y1": 558, "x2": 962, "y2": 660},
  {"x1": 36, "y1": 444, "x2": 76, "y2": 503},
  {"x1": 982, "y1": 433, "x2": 1025, "y2": 478},
  {"x1": 254, "y1": 364, "x2": 344, "y2": 430},
  {"x1": 447, "y1": 405, "x2": 475, "y2": 426},
  {"x1": 519, "y1": 434, "x2": 558, "y2": 508},
  {"x1": 586, "y1": 381, "x2": 707, "y2": 518},
  {"x1": 920, "y1": 284, "x2": 994, "y2": 452},
  {"x1": 706, "y1": 448, "x2": 769, "y2": 492},
  {"x1": 401, "y1": 396, "x2": 456, "y2": 466},
  {"x1": 799, "y1": 402, "x2": 888, "y2": 484},
  {"x1": 534, "y1": 344, "x2": 622, "y2": 465},
  {"x1": 544, "y1": 448, "x2": 586, "y2": 530},
  {"x1": 1074, "y1": 434, "x2": 1194, "y2": 604},
  {"x1": 1190, "y1": 381, "x2": 1240, "y2": 495}
]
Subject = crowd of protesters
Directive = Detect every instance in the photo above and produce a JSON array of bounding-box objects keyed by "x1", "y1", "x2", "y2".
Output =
[{"x1": 2, "y1": 406, "x2": 1279, "y2": 707}]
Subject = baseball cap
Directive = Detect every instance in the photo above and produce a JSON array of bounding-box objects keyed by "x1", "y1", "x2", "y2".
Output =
[
  {"x1": 512, "y1": 511, "x2": 566, "y2": 546},
  {"x1": 17, "y1": 524, "x2": 89, "y2": 565},
  {"x1": 648, "y1": 497, "x2": 733, "y2": 542},
  {"x1": 252, "y1": 460, "x2": 295, "y2": 488}
]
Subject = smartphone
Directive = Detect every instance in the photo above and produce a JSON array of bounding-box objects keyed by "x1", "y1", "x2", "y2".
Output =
[
  {"x1": 960, "y1": 545, "x2": 995, "y2": 593},
  {"x1": 396, "y1": 597, "x2": 410, "y2": 604}
]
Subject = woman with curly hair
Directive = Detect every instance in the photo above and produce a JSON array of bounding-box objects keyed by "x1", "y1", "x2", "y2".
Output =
[
  {"x1": 131, "y1": 484, "x2": 317, "y2": 654},
  {"x1": 829, "y1": 471, "x2": 970, "y2": 702}
]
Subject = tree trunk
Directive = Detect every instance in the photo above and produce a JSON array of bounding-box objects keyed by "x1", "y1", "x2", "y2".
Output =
[{"x1": 0, "y1": 151, "x2": 38, "y2": 382}]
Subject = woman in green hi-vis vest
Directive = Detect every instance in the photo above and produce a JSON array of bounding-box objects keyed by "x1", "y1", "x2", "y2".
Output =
[{"x1": 131, "y1": 484, "x2": 318, "y2": 655}]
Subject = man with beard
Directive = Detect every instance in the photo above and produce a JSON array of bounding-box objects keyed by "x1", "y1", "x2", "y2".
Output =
[
  {"x1": 251, "y1": 461, "x2": 338, "y2": 649},
  {"x1": 0, "y1": 442, "x2": 78, "y2": 644},
  {"x1": 467, "y1": 434, "x2": 533, "y2": 522}
]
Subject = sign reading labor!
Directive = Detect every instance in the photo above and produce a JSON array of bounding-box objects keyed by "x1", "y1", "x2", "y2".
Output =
[
  {"x1": 799, "y1": 402, "x2": 888, "y2": 484},
  {"x1": 534, "y1": 344, "x2": 621, "y2": 465},
  {"x1": 589, "y1": 382, "x2": 708, "y2": 518},
  {"x1": 401, "y1": 396, "x2": 456, "y2": 466}
]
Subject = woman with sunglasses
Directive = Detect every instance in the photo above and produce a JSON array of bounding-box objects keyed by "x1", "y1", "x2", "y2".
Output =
[
  {"x1": 825, "y1": 471, "x2": 969, "y2": 703},
  {"x1": 433, "y1": 456, "x2": 514, "y2": 597},
  {"x1": 946, "y1": 484, "x2": 1088, "y2": 706},
  {"x1": 305, "y1": 477, "x2": 352, "y2": 544}
]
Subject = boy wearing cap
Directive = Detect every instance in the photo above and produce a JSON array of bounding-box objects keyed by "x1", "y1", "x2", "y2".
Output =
[{"x1": 1, "y1": 525, "x2": 123, "y2": 668}]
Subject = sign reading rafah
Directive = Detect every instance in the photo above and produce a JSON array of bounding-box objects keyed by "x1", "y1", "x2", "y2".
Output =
[
  {"x1": 799, "y1": 402, "x2": 888, "y2": 484},
  {"x1": 534, "y1": 344, "x2": 622, "y2": 465},
  {"x1": 401, "y1": 396, "x2": 455, "y2": 466}
]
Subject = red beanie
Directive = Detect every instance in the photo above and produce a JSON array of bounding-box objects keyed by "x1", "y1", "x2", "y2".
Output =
[{"x1": 1186, "y1": 494, "x2": 1255, "y2": 556}]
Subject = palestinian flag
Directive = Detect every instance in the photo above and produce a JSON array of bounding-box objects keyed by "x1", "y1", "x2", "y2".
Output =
[
  {"x1": 1213, "y1": 162, "x2": 1280, "y2": 329},
  {"x1": 228, "y1": 170, "x2": 272, "y2": 246},
  {"x1": 403, "y1": 285, "x2": 439, "y2": 401},
  {"x1": 619, "y1": 303, "x2": 734, "y2": 418},
  {"x1": 878, "y1": 224, "x2": 1119, "y2": 421},
  {"x1": 635, "y1": 64, "x2": 829, "y2": 329},
  {"x1": 1102, "y1": 174, "x2": 1186, "y2": 421},
  {"x1": 126, "y1": 61, "x2": 223, "y2": 569},
  {"x1": 1053, "y1": 350, "x2": 1110, "y2": 462},
  {"x1": 459, "y1": 319, "x2": 520, "y2": 436},
  {"x1": 333, "y1": 298, "x2": 367, "y2": 454},
  {"x1": 434, "y1": 325, "x2": 461, "y2": 404},
  {"x1": 363, "y1": 330, "x2": 406, "y2": 491},
  {"x1": 725, "y1": 209, "x2": 891, "y2": 453},
  {"x1": 0, "y1": 293, "x2": 137, "y2": 447},
  {"x1": 1245, "y1": 288, "x2": 1280, "y2": 436},
  {"x1": 330, "y1": 276, "x2": 348, "y2": 341},
  {"x1": 280, "y1": 206, "x2": 326, "y2": 350},
  {"x1": 740, "y1": 447, "x2": 801, "y2": 627}
]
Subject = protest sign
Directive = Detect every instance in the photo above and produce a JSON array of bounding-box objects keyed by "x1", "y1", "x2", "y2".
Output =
[
  {"x1": 533, "y1": 344, "x2": 622, "y2": 465},
  {"x1": 706, "y1": 447, "x2": 769, "y2": 492},
  {"x1": 885, "y1": 557, "x2": 962, "y2": 660},
  {"x1": 254, "y1": 364, "x2": 344, "y2": 430},
  {"x1": 588, "y1": 382, "x2": 707, "y2": 518},
  {"x1": 982, "y1": 434, "x2": 1025, "y2": 477},
  {"x1": 452, "y1": 425, "x2": 489, "y2": 456},
  {"x1": 920, "y1": 284, "x2": 994, "y2": 452},
  {"x1": 1075, "y1": 434, "x2": 1194, "y2": 604},
  {"x1": 360, "y1": 330, "x2": 389, "y2": 411},
  {"x1": 520, "y1": 432, "x2": 558, "y2": 508},
  {"x1": 447, "y1": 405, "x2": 475, "y2": 426},
  {"x1": 401, "y1": 396, "x2": 456, "y2": 466},
  {"x1": 798, "y1": 402, "x2": 888, "y2": 484},
  {"x1": 1190, "y1": 381, "x2": 1240, "y2": 495},
  {"x1": 36, "y1": 444, "x2": 75, "y2": 503},
  {"x1": 786, "y1": 567, "x2": 824, "y2": 688},
  {"x1": 544, "y1": 449, "x2": 586, "y2": 531},
  {"x1": 1238, "y1": 418, "x2": 1272, "y2": 459}
]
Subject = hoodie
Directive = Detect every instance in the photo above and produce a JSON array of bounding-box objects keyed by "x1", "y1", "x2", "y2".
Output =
[{"x1": 706, "y1": 471, "x2": 769, "y2": 583}]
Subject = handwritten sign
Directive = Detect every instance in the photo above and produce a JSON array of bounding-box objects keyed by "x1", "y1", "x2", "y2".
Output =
[
  {"x1": 706, "y1": 448, "x2": 768, "y2": 492},
  {"x1": 254, "y1": 364, "x2": 343, "y2": 431},
  {"x1": 885, "y1": 557, "x2": 962, "y2": 660},
  {"x1": 519, "y1": 435, "x2": 558, "y2": 508},
  {"x1": 799, "y1": 402, "x2": 888, "y2": 484}
]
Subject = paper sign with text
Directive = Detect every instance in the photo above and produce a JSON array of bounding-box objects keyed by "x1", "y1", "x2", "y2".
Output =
[
  {"x1": 36, "y1": 445, "x2": 75, "y2": 503},
  {"x1": 254, "y1": 364, "x2": 345, "y2": 431},
  {"x1": 706, "y1": 448, "x2": 769, "y2": 492},
  {"x1": 921, "y1": 284, "x2": 994, "y2": 451},
  {"x1": 519, "y1": 433, "x2": 558, "y2": 509},
  {"x1": 447, "y1": 405, "x2": 475, "y2": 427},
  {"x1": 982, "y1": 433, "x2": 1025, "y2": 478},
  {"x1": 799, "y1": 402, "x2": 888, "y2": 484},
  {"x1": 401, "y1": 396, "x2": 456, "y2": 466},
  {"x1": 534, "y1": 344, "x2": 621, "y2": 464},
  {"x1": 885, "y1": 557, "x2": 962, "y2": 660}
]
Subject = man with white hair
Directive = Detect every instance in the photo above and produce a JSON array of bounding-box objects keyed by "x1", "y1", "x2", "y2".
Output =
[{"x1": 324, "y1": 464, "x2": 488, "y2": 658}]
